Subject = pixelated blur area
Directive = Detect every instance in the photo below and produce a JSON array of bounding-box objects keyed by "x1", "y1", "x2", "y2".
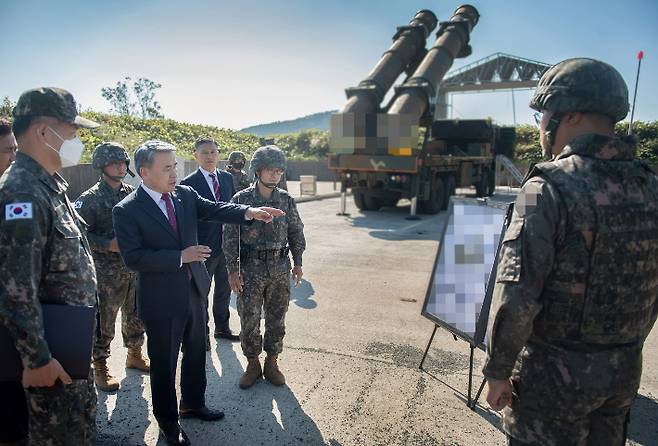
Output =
[
  {"x1": 329, "y1": 112, "x2": 418, "y2": 156},
  {"x1": 424, "y1": 198, "x2": 506, "y2": 340}
]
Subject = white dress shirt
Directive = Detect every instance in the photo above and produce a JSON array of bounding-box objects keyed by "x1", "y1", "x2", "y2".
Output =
[
  {"x1": 141, "y1": 183, "x2": 172, "y2": 220},
  {"x1": 198, "y1": 166, "x2": 220, "y2": 201},
  {"x1": 140, "y1": 183, "x2": 183, "y2": 266}
]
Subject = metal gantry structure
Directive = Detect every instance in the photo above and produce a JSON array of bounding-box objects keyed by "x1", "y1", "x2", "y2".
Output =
[{"x1": 435, "y1": 52, "x2": 551, "y2": 120}]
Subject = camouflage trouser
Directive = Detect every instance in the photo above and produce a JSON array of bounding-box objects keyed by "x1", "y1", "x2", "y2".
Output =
[
  {"x1": 92, "y1": 258, "x2": 144, "y2": 361},
  {"x1": 237, "y1": 267, "x2": 290, "y2": 358},
  {"x1": 503, "y1": 345, "x2": 638, "y2": 446},
  {"x1": 24, "y1": 374, "x2": 97, "y2": 446}
]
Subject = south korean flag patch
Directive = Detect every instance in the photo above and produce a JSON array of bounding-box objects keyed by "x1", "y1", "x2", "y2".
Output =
[{"x1": 5, "y1": 202, "x2": 33, "y2": 220}]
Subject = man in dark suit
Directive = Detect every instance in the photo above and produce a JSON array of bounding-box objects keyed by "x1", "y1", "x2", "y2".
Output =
[
  {"x1": 112, "y1": 140, "x2": 283, "y2": 445},
  {"x1": 180, "y1": 138, "x2": 239, "y2": 347}
]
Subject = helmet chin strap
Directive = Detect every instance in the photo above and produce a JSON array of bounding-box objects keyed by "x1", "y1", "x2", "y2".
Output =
[
  {"x1": 255, "y1": 173, "x2": 278, "y2": 189},
  {"x1": 543, "y1": 114, "x2": 562, "y2": 161}
]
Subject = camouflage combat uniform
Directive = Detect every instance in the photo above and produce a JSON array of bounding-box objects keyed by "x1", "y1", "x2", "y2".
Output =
[
  {"x1": 226, "y1": 151, "x2": 252, "y2": 193},
  {"x1": 0, "y1": 152, "x2": 98, "y2": 445},
  {"x1": 484, "y1": 134, "x2": 658, "y2": 445},
  {"x1": 227, "y1": 168, "x2": 252, "y2": 192},
  {"x1": 75, "y1": 178, "x2": 144, "y2": 362},
  {"x1": 223, "y1": 185, "x2": 305, "y2": 358}
]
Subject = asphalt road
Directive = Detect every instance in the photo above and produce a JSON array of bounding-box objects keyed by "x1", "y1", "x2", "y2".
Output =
[{"x1": 98, "y1": 190, "x2": 658, "y2": 445}]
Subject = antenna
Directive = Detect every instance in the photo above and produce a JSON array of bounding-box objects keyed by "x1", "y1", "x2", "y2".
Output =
[{"x1": 628, "y1": 50, "x2": 644, "y2": 136}]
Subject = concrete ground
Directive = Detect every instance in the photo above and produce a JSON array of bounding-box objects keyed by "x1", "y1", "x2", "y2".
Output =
[{"x1": 97, "y1": 188, "x2": 658, "y2": 445}]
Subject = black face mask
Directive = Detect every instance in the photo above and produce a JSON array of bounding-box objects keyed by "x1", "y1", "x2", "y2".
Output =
[{"x1": 231, "y1": 163, "x2": 245, "y2": 170}]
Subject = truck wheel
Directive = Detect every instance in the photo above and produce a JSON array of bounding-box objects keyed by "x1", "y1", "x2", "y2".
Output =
[
  {"x1": 353, "y1": 191, "x2": 367, "y2": 210},
  {"x1": 444, "y1": 175, "x2": 457, "y2": 210},
  {"x1": 487, "y1": 166, "x2": 496, "y2": 196},
  {"x1": 363, "y1": 194, "x2": 383, "y2": 211},
  {"x1": 475, "y1": 170, "x2": 490, "y2": 197},
  {"x1": 420, "y1": 176, "x2": 445, "y2": 214}
]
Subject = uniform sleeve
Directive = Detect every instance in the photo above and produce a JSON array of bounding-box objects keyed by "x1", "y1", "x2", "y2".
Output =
[
  {"x1": 483, "y1": 177, "x2": 562, "y2": 380},
  {"x1": 0, "y1": 195, "x2": 52, "y2": 369},
  {"x1": 287, "y1": 196, "x2": 306, "y2": 267},
  {"x1": 222, "y1": 194, "x2": 241, "y2": 273},
  {"x1": 75, "y1": 193, "x2": 110, "y2": 251}
]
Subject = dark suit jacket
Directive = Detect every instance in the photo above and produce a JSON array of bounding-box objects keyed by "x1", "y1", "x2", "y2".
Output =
[
  {"x1": 112, "y1": 185, "x2": 248, "y2": 320},
  {"x1": 180, "y1": 168, "x2": 234, "y2": 256}
]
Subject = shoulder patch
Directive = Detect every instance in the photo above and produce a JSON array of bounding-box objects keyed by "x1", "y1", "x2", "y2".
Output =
[
  {"x1": 74, "y1": 200, "x2": 84, "y2": 209},
  {"x1": 5, "y1": 202, "x2": 33, "y2": 220}
]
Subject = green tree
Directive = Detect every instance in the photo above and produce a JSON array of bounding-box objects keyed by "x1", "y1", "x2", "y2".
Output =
[
  {"x1": 0, "y1": 96, "x2": 15, "y2": 119},
  {"x1": 101, "y1": 77, "x2": 163, "y2": 119}
]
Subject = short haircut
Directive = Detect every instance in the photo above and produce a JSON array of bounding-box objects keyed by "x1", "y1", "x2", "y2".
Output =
[
  {"x1": 11, "y1": 115, "x2": 55, "y2": 138},
  {"x1": 134, "y1": 140, "x2": 176, "y2": 177},
  {"x1": 194, "y1": 137, "x2": 218, "y2": 151},
  {"x1": 0, "y1": 118, "x2": 11, "y2": 137}
]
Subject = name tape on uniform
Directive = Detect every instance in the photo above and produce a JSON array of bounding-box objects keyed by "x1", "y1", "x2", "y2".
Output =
[{"x1": 5, "y1": 202, "x2": 33, "y2": 220}]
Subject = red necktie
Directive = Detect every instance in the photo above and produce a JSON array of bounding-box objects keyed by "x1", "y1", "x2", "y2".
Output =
[
  {"x1": 209, "y1": 173, "x2": 221, "y2": 202},
  {"x1": 162, "y1": 193, "x2": 192, "y2": 280},
  {"x1": 161, "y1": 193, "x2": 178, "y2": 235}
]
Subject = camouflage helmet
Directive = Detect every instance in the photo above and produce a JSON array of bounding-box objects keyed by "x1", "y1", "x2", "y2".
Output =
[
  {"x1": 250, "y1": 145, "x2": 286, "y2": 173},
  {"x1": 228, "y1": 151, "x2": 247, "y2": 164},
  {"x1": 530, "y1": 58, "x2": 629, "y2": 122},
  {"x1": 92, "y1": 142, "x2": 135, "y2": 176}
]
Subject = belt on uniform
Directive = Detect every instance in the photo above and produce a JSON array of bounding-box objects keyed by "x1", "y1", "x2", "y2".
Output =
[{"x1": 241, "y1": 247, "x2": 289, "y2": 261}]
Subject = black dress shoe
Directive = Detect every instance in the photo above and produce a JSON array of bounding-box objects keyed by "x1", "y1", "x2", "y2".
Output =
[
  {"x1": 214, "y1": 330, "x2": 240, "y2": 341},
  {"x1": 179, "y1": 406, "x2": 225, "y2": 421},
  {"x1": 158, "y1": 420, "x2": 190, "y2": 445}
]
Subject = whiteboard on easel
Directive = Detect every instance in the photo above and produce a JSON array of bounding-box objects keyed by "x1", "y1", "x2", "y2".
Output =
[{"x1": 421, "y1": 197, "x2": 511, "y2": 350}]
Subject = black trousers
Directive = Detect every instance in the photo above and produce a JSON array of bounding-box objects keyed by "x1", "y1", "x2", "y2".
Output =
[
  {"x1": 204, "y1": 253, "x2": 232, "y2": 333},
  {"x1": 0, "y1": 381, "x2": 28, "y2": 442},
  {"x1": 143, "y1": 283, "x2": 207, "y2": 422}
]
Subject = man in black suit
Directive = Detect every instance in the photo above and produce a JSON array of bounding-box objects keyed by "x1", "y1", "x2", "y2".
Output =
[
  {"x1": 112, "y1": 140, "x2": 283, "y2": 445},
  {"x1": 180, "y1": 138, "x2": 239, "y2": 347}
]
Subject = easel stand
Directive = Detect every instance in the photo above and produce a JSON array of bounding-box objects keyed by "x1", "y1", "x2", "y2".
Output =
[{"x1": 419, "y1": 324, "x2": 486, "y2": 410}]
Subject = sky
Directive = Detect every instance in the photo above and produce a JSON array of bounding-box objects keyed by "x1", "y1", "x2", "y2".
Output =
[{"x1": 2, "y1": 0, "x2": 657, "y2": 130}]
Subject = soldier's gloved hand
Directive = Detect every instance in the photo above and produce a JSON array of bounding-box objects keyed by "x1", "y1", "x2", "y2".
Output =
[
  {"x1": 246, "y1": 206, "x2": 285, "y2": 223},
  {"x1": 22, "y1": 358, "x2": 73, "y2": 388},
  {"x1": 228, "y1": 272, "x2": 243, "y2": 293},
  {"x1": 485, "y1": 378, "x2": 513, "y2": 411},
  {"x1": 107, "y1": 238, "x2": 120, "y2": 253},
  {"x1": 292, "y1": 266, "x2": 303, "y2": 286},
  {"x1": 182, "y1": 245, "x2": 212, "y2": 263}
]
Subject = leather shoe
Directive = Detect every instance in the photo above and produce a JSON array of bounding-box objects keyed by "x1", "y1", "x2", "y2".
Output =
[
  {"x1": 179, "y1": 406, "x2": 225, "y2": 421},
  {"x1": 158, "y1": 420, "x2": 190, "y2": 445},
  {"x1": 214, "y1": 330, "x2": 240, "y2": 342}
]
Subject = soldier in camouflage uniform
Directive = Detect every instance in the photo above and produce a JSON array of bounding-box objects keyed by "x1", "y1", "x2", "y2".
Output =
[
  {"x1": 223, "y1": 145, "x2": 306, "y2": 389},
  {"x1": 75, "y1": 142, "x2": 149, "y2": 392},
  {"x1": 0, "y1": 87, "x2": 99, "y2": 445},
  {"x1": 484, "y1": 59, "x2": 658, "y2": 445},
  {"x1": 226, "y1": 150, "x2": 252, "y2": 192}
]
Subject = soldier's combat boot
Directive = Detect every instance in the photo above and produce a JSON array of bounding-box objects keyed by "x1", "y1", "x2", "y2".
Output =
[
  {"x1": 93, "y1": 359, "x2": 120, "y2": 392},
  {"x1": 239, "y1": 357, "x2": 262, "y2": 389},
  {"x1": 126, "y1": 346, "x2": 150, "y2": 373},
  {"x1": 263, "y1": 355, "x2": 285, "y2": 386}
]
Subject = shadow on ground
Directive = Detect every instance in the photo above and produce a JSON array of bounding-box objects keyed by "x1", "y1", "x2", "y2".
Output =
[{"x1": 97, "y1": 373, "x2": 150, "y2": 445}]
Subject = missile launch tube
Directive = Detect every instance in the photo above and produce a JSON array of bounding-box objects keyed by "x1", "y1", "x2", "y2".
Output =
[
  {"x1": 341, "y1": 9, "x2": 438, "y2": 114},
  {"x1": 387, "y1": 5, "x2": 479, "y2": 119}
]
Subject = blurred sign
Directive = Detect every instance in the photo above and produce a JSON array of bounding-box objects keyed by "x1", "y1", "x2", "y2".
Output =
[{"x1": 421, "y1": 197, "x2": 512, "y2": 349}]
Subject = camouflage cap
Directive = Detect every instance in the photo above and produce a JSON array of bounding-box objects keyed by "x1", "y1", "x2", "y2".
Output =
[
  {"x1": 134, "y1": 140, "x2": 176, "y2": 176},
  {"x1": 530, "y1": 58, "x2": 629, "y2": 122},
  {"x1": 250, "y1": 145, "x2": 286, "y2": 172},
  {"x1": 13, "y1": 87, "x2": 99, "y2": 128},
  {"x1": 228, "y1": 151, "x2": 247, "y2": 164},
  {"x1": 92, "y1": 142, "x2": 135, "y2": 176}
]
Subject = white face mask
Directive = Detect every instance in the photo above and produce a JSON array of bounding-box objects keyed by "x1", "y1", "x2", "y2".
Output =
[{"x1": 45, "y1": 127, "x2": 85, "y2": 167}]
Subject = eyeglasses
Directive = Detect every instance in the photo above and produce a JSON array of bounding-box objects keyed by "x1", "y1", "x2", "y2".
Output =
[
  {"x1": 533, "y1": 112, "x2": 543, "y2": 127},
  {"x1": 0, "y1": 146, "x2": 17, "y2": 155}
]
